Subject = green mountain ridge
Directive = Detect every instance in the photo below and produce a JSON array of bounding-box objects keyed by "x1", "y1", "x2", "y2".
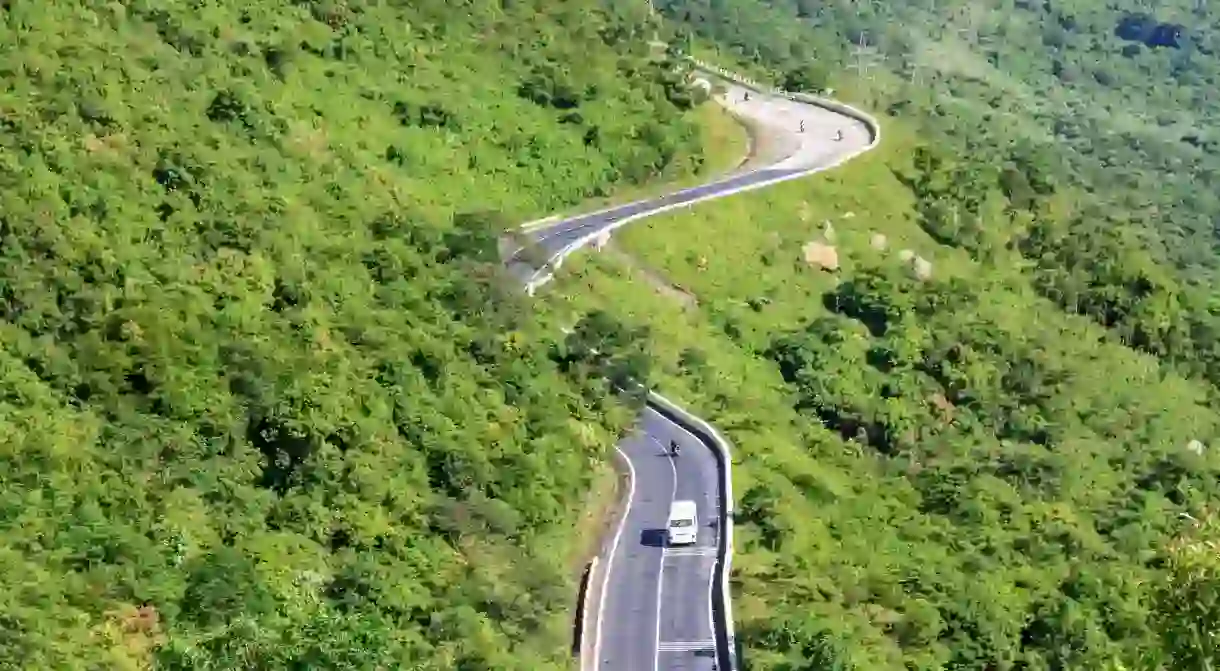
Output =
[
  {"x1": 6, "y1": 0, "x2": 1220, "y2": 669},
  {"x1": 658, "y1": 0, "x2": 1220, "y2": 274},
  {"x1": 539, "y1": 1, "x2": 1220, "y2": 667},
  {"x1": 0, "y1": 1, "x2": 705, "y2": 668}
]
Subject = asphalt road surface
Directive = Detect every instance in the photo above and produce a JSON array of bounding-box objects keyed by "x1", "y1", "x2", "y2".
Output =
[
  {"x1": 594, "y1": 407, "x2": 722, "y2": 671},
  {"x1": 511, "y1": 78, "x2": 873, "y2": 287}
]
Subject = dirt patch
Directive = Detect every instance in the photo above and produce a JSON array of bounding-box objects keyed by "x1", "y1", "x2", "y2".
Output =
[
  {"x1": 601, "y1": 242, "x2": 699, "y2": 310},
  {"x1": 801, "y1": 240, "x2": 840, "y2": 272},
  {"x1": 726, "y1": 110, "x2": 798, "y2": 173}
]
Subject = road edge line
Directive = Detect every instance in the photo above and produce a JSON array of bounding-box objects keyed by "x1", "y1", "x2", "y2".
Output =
[
  {"x1": 590, "y1": 444, "x2": 636, "y2": 671},
  {"x1": 647, "y1": 391, "x2": 739, "y2": 671},
  {"x1": 653, "y1": 441, "x2": 678, "y2": 671},
  {"x1": 522, "y1": 55, "x2": 883, "y2": 295}
]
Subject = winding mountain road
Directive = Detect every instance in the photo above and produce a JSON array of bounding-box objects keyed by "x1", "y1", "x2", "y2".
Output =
[
  {"x1": 513, "y1": 78, "x2": 874, "y2": 293},
  {"x1": 525, "y1": 72, "x2": 877, "y2": 670}
]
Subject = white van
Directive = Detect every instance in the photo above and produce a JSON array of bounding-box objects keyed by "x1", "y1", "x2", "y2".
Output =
[{"x1": 667, "y1": 500, "x2": 698, "y2": 546}]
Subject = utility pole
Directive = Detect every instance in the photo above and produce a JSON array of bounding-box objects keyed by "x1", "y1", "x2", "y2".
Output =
[
  {"x1": 849, "y1": 32, "x2": 886, "y2": 82},
  {"x1": 643, "y1": 0, "x2": 660, "y2": 44},
  {"x1": 868, "y1": 50, "x2": 887, "y2": 81},
  {"x1": 852, "y1": 50, "x2": 873, "y2": 80},
  {"x1": 954, "y1": 4, "x2": 980, "y2": 44},
  {"x1": 850, "y1": 32, "x2": 871, "y2": 78}
]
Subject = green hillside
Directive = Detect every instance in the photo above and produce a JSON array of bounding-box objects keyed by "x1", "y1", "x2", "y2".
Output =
[
  {"x1": 541, "y1": 127, "x2": 1220, "y2": 670},
  {"x1": 0, "y1": 1, "x2": 714, "y2": 668},
  {"x1": 8, "y1": 0, "x2": 1220, "y2": 669},
  {"x1": 655, "y1": 0, "x2": 1220, "y2": 436},
  {"x1": 530, "y1": 3, "x2": 1220, "y2": 667},
  {"x1": 659, "y1": 0, "x2": 1220, "y2": 276}
]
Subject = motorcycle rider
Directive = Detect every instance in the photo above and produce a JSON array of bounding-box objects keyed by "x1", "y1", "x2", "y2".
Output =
[{"x1": 670, "y1": 440, "x2": 681, "y2": 457}]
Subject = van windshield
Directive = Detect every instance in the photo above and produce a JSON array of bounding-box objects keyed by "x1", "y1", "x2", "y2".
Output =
[{"x1": 670, "y1": 519, "x2": 693, "y2": 528}]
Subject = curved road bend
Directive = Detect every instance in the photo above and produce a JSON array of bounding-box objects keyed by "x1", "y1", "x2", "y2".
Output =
[
  {"x1": 513, "y1": 79, "x2": 873, "y2": 271},
  {"x1": 595, "y1": 406, "x2": 721, "y2": 671}
]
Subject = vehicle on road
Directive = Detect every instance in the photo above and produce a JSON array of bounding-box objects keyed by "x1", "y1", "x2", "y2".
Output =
[
  {"x1": 670, "y1": 439, "x2": 681, "y2": 457},
  {"x1": 667, "y1": 500, "x2": 699, "y2": 545}
]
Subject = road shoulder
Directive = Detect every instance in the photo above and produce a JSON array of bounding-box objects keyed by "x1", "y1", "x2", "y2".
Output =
[{"x1": 572, "y1": 448, "x2": 632, "y2": 670}]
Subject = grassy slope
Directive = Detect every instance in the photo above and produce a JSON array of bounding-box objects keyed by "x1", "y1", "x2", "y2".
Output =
[
  {"x1": 535, "y1": 101, "x2": 751, "y2": 221},
  {"x1": 0, "y1": 2, "x2": 726, "y2": 669},
  {"x1": 536, "y1": 113, "x2": 1220, "y2": 668},
  {"x1": 659, "y1": 0, "x2": 1220, "y2": 274}
]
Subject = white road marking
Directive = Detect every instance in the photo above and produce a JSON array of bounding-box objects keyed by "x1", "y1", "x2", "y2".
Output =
[
  {"x1": 707, "y1": 559, "x2": 718, "y2": 647},
  {"x1": 522, "y1": 78, "x2": 878, "y2": 294},
  {"x1": 592, "y1": 442, "x2": 636, "y2": 670},
  {"x1": 654, "y1": 436, "x2": 678, "y2": 671},
  {"x1": 658, "y1": 640, "x2": 717, "y2": 652},
  {"x1": 663, "y1": 546, "x2": 716, "y2": 557},
  {"x1": 645, "y1": 407, "x2": 719, "y2": 548},
  {"x1": 644, "y1": 408, "x2": 721, "y2": 660}
]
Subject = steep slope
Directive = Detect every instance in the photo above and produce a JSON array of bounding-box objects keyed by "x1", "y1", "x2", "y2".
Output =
[
  {"x1": 676, "y1": 0, "x2": 1220, "y2": 414},
  {"x1": 659, "y1": 0, "x2": 1220, "y2": 275},
  {"x1": 0, "y1": 1, "x2": 712, "y2": 668},
  {"x1": 537, "y1": 123, "x2": 1220, "y2": 669}
]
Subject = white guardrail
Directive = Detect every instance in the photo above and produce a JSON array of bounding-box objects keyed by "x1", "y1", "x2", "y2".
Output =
[
  {"x1": 522, "y1": 55, "x2": 882, "y2": 296},
  {"x1": 545, "y1": 57, "x2": 883, "y2": 671}
]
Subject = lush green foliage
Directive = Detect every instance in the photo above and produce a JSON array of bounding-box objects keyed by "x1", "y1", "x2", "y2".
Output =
[
  {"x1": 629, "y1": 8, "x2": 1220, "y2": 664},
  {"x1": 1148, "y1": 513, "x2": 1220, "y2": 669},
  {"x1": 539, "y1": 116, "x2": 1220, "y2": 667},
  {"x1": 658, "y1": 0, "x2": 1220, "y2": 275},
  {"x1": 10, "y1": 0, "x2": 1220, "y2": 667},
  {"x1": 0, "y1": 1, "x2": 711, "y2": 668}
]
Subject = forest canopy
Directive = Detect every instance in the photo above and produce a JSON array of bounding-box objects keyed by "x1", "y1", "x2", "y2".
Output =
[
  {"x1": 625, "y1": 0, "x2": 1220, "y2": 667},
  {"x1": 8, "y1": 0, "x2": 1220, "y2": 668},
  {"x1": 657, "y1": 0, "x2": 1220, "y2": 275},
  {"x1": 0, "y1": 0, "x2": 696, "y2": 668}
]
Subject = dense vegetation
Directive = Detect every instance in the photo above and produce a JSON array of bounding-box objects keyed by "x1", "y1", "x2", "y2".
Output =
[
  {"x1": 546, "y1": 126, "x2": 1220, "y2": 667},
  {"x1": 642, "y1": 7, "x2": 1220, "y2": 664},
  {"x1": 0, "y1": 1, "x2": 706, "y2": 668},
  {"x1": 643, "y1": 0, "x2": 1220, "y2": 663},
  {"x1": 9, "y1": 0, "x2": 1220, "y2": 668},
  {"x1": 657, "y1": 0, "x2": 1220, "y2": 276},
  {"x1": 535, "y1": 6, "x2": 1220, "y2": 658}
]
